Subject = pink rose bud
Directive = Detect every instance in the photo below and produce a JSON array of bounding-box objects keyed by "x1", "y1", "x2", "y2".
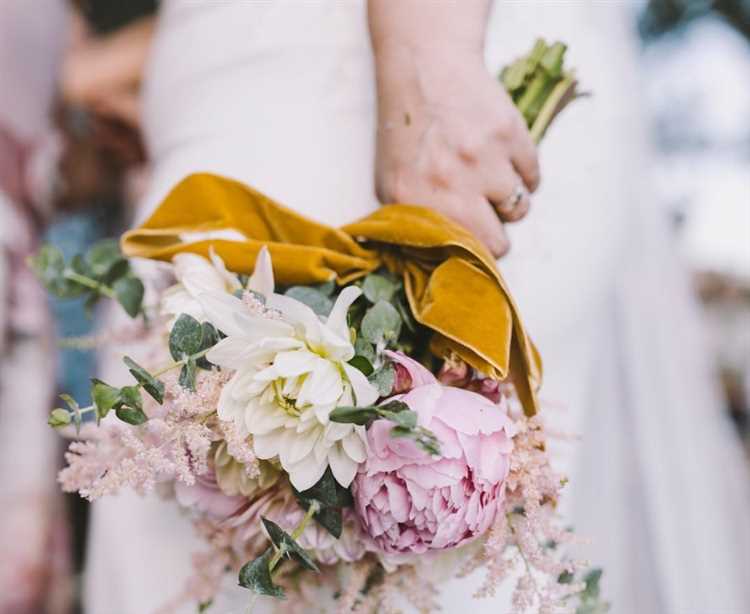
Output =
[
  {"x1": 437, "y1": 358, "x2": 473, "y2": 388},
  {"x1": 392, "y1": 362, "x2": 413, "y2": 394},
  {"x1": 466, "y1": 377, "x2": 502, "y2": 404}
]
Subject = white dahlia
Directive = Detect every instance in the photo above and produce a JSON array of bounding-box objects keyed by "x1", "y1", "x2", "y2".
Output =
[
  {"x1": 201, "y1": 248, "x2": 378, "y2": 490},
  {"x1": 161, "y1": 249, "x2": 242, "y2": 326}
]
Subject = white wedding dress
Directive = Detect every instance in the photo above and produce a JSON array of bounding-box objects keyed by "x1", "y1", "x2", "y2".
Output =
[{"x1": 86, "y1": 2, "x2": 750, "y2": 613}]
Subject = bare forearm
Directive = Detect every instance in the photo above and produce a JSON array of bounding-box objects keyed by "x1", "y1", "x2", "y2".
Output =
[{"x1": 367, "y1": 0, "x2": 491, "y2": 56}]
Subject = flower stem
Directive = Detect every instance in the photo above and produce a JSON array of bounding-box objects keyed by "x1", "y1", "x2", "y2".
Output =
[
  {"x1": 268, "y1": 501, "x2": 320, "y2": 573},
  {"x1": 63, "y1": 270, "x2": 116, "y2": 299}
]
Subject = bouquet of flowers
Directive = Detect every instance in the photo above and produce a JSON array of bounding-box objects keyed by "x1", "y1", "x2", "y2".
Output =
[{"x1": 32, "y1": 41, "x2": 607, "y2": 613}]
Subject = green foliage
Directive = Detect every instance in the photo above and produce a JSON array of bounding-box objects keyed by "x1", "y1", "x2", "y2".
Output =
[
  {"x1": 113, "y1": 277, "x2": 145, "y2": 318},
  {"x1": 90, "y1": 379, "x2": 121, "y2": 420},
  {"x1": 59, "y1": 394, "x2": 82, "y2": 433},
  {"x1": 362, "y1": 273, "x2": 399, "y2": 304},
  {"x1": 360, "y1": 300, "x2": 402, "y2": 346},
  {"x1": 348, "y1": 354, "x2": 374, "y2": 376},
  {"x1": 293, "y1": 468, "x2": 352, "y2": 538},
  {"x1": 114, "y1": 385, "x2": 147, "y2": 425},
  {"x1": 238, "y1": 548, "x2": 285, "y2": 598},
  {"x1": 123, "y1": 356, "x2": 164, "y2": 403},
  {"x1": 261, "y1": 518, "x2": 319, "y2": 572},
  {"x1": 285, "y1": 286, "x2": 333, "y2": 316},
  {"x1": 29, "y1": 239, "x2": 145, "y2": 318},
  {"x1": 330, "y1": 400, "x2": 441, "y2": 456},
  {"x1": 169, "y1": 314, "x2": 204, "y2": 360},
  {"x1": 368, "y1": 362, "x2": 395, "y2": 397},
  {"x1": 48, "y1": 408, "x2": 72, "y2": 428}
]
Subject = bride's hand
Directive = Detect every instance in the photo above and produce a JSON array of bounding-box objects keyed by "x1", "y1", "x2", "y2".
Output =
[{"x1": 369, "y1": 1, "x2": 540, "y2": 258}]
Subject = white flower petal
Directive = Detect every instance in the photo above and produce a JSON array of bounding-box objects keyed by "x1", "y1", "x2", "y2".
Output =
[
  {"x1": 173, "y1": 253, "x2": 228, "y2": 296},
  {"x1": 328, "y1": 442, "x2": 359, "y2": 487},
  {"x1": 343, "y1": 362, "x2": 379, "y2": 407},
  {"x1": 247, "y1": 404, "x2": 288, "y2": 435},
  {"x1": 248, "y1": 246, "x2": 275, "y2": 298},
  {"x1": 197, "y1": 292, "x2": 249, "y2": 336},
  {"x1": 207, "y1": 336, "x2": 259, "y2": 370},
  {"x1": 325, "y1": 422, "x2": 352, "y2": 442},
  {"x1": 297, "y1": 359, "x2": 343, "y2": 407},
  {"x1": 208, "y1": 247, "x2": 241, "y2": 291},
  {"x1": 273, "y1": 350, "x2": 319, "y2": 378},
  {"x1": 287, "y1": 453, "x2": 329, "y2": 491},
  {"x1": 267, "y1": 293, "x2": 323, "y2": 345},
  {"x1": 252, "y1": 429, "x2": 284, "y2": 460},
  {"x1": 342, "y1": 431, "x2": 367, "y2": 463},
  {"x1": 283, "y1": 426, "x2": 322, "y2": 466},
  {"x1": 325, "y1": 286, "x2": 362, "y2": 341}
]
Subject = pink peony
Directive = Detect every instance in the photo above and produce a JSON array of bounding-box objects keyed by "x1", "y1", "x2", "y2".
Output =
[{"x1": 352, "y1": 352, "x2": 514, "y2": 556}]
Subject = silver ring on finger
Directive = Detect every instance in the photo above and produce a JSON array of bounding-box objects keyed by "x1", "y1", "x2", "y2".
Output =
[{"x1": 497, "y1": 183, "x2": 526, "y2": 215}]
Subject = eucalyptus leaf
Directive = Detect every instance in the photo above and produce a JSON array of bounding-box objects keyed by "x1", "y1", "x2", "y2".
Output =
[
  {"x1": 261, "y1": 518, "x2": 319, "y2": 572},
  {"x1": 310, "y1": 507, "x2": 343, "y2": 539},
  {"x1": 113, "y1": 276, "x2": 144, "y2": 318},
  {"x1": 381, "y1": 408, "x2": 418, "y2": 429},
  {"x1": 179, "y1": 358, "x2": 198, "y2": 391},
  {"x1": 48, "y1": 408, "x2": 72, "y2": 428},
  {"x1": 353, "y1": 337, "x2": 375, "y2": 363},
  {"x1": 123, "y1": 356, "x2": 165, "y2": 403},
  {"x1": 114, "y1": 385, "x2": 147, "y2": 425},
  {"x1": 368, "y1": 363, "x2": 395, "y2": 397},
  {"x1": 29, "y1": 245, "x2": 85, "y2": 298},
  {"x1": 169, "y1": 313, "x2": 203, "y2": 360},
  {"x1": 315, "y1": 280, "x2": 336, "y2": 296},
  {"x1": 196, "y1": 322, "x2": 220, "y2": 369},
  {"x1": 85, "y1": 239, "x2": 125, "y2": 278},
  {"x1": 348, "y1": 355, "x2": 374, "y2": 376},
  {"x1": 361, "y1": 300, "x2": 401, "y2": 345},
  {"x1": 238, "y1": 549, "x2": 285, "y2": 599},
  {"x1": 362, "y1": 273, "x2": 398, "y2": 304},
  {"x1": 329, "y1": 406, "x2": 379, "y2": 426},
  {"x1": 293, "y1": 468, "x2": 351, "y2": 537},
  {"x1": 90, "y1": 379, "x2": 121, "y2": 420},
  {"x1": 285, "y1": 286, "x2": 333, "y2": 317}
]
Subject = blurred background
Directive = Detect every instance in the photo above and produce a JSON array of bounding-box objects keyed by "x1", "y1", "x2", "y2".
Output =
[{"x1": 0, "y1": 1, "x2": 747, "y2": 613}]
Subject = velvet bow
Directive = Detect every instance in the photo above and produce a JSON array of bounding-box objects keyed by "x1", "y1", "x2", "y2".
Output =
[{"x1": 121, "y1": 173, "x2": 542, "y2": 415}]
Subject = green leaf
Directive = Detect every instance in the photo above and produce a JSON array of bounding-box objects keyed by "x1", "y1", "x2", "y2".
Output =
[
  {"x1": 315, "y1": 280, "x2": 336, "y2": 296},
  {"x1": 293, "y1": 468, "x2": 352, "y2": 538},
  {"x1": 310, "y1": 507, "x2": 343, "y2": 539},
  {"x1": 353, "y1": 337, "x2": 375, "y2": 363},
  {"x1": 285, "y1": 286, "x2": 333, "y2": 317},
  {"x1": 196, "y1": 322, "x2": 220, "y2": 369},
  {"x1": 29, "y1": 245, "x2": 85, "y2": 298},
  {"x1": 581, "y1": 568, "x2": 603, "y2": 600},
  {"x1": 113, "y1": 276, "x2": 144, "y2": 318},
  {"x1": 362, "y1": 273, "x2": 398, "y2": 304},
  {"x1": 197, "y1": 600, "x2": 213, "y2": 613},
  {"x1": 348, "y1": 355, "x2": 374, "y2": 376},
  {"x1": 329, "y1": 405, "x2": 379, "y2": 426},
  {"x1": 390, "y1": 425, "x2": 441, "y2": 456},
  {"x1": 238, "y1": 549, "x2": 285, "y2": 599},
  {"x1": 123, "y1": 356, "x2": 165, "y2": 403},
  {"x1": 85, "y1": 239, "x2": 125, "y2": 278},
  {"x1": 368, "y1": 363, "x2": 395, "y2": 397},
  {"x1": 295, "y1": 468, "x2": 352, "y2": 509},
  {"x1": 169, "y1": 313, "x2": 204, "y2": 360},
  {"x1": 381, "y1": 408, "x2": 417, "y2": 429},
  {"x1": 102, "y1": 258, "x2": 130, "y2": 285},
  {"x1": 48, "y1": 408, "x2": 72, "y2": 428},
  {"x1": 395, "y1": 294, "x2": 418, "y2": 334},
  {"x1": 114, "y1": 385, "x2": 147, "y2": 425},
  {"x1": 90, "y1": 379, "x2": 121, "y2": 420},
  {"x1": 179, "y1": 358, "x2": 198, "y2": 391},
  {"x1": 261, "y1": 518, "x2": 319, "y2": 572},
  {"x1": 361, "y1": 300, "x2": 402, "y2": 346}
]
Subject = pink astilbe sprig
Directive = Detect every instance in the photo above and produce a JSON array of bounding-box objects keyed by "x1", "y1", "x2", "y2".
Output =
[{"x1": 470, "y1": 414, "x2": 588, "y2": 613}]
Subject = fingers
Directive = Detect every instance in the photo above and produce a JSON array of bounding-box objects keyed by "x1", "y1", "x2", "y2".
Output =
[
  {"x1": 453, "y1": 196, "x2": 510, "y2": 258},
  {"x1": 509, "y1": 123, "x2": 541, "y2": 192},
  {"x1": 484, "y1": 162, "x2": 531, "y2": 223}
]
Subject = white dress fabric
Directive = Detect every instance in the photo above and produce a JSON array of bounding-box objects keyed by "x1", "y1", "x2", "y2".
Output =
[{"x1": 85, "y1": 2, "x2": 750, "y2": 614}]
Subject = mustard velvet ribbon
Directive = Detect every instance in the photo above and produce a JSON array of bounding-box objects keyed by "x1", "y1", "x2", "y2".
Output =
[{"x1": 121, "y1": 173, "x2": 542, "y2": 416}]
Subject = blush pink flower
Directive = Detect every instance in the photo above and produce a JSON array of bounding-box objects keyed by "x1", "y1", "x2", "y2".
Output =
[{"x1": 352, "y1": 352, "x2": 514, "y2": 556}]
